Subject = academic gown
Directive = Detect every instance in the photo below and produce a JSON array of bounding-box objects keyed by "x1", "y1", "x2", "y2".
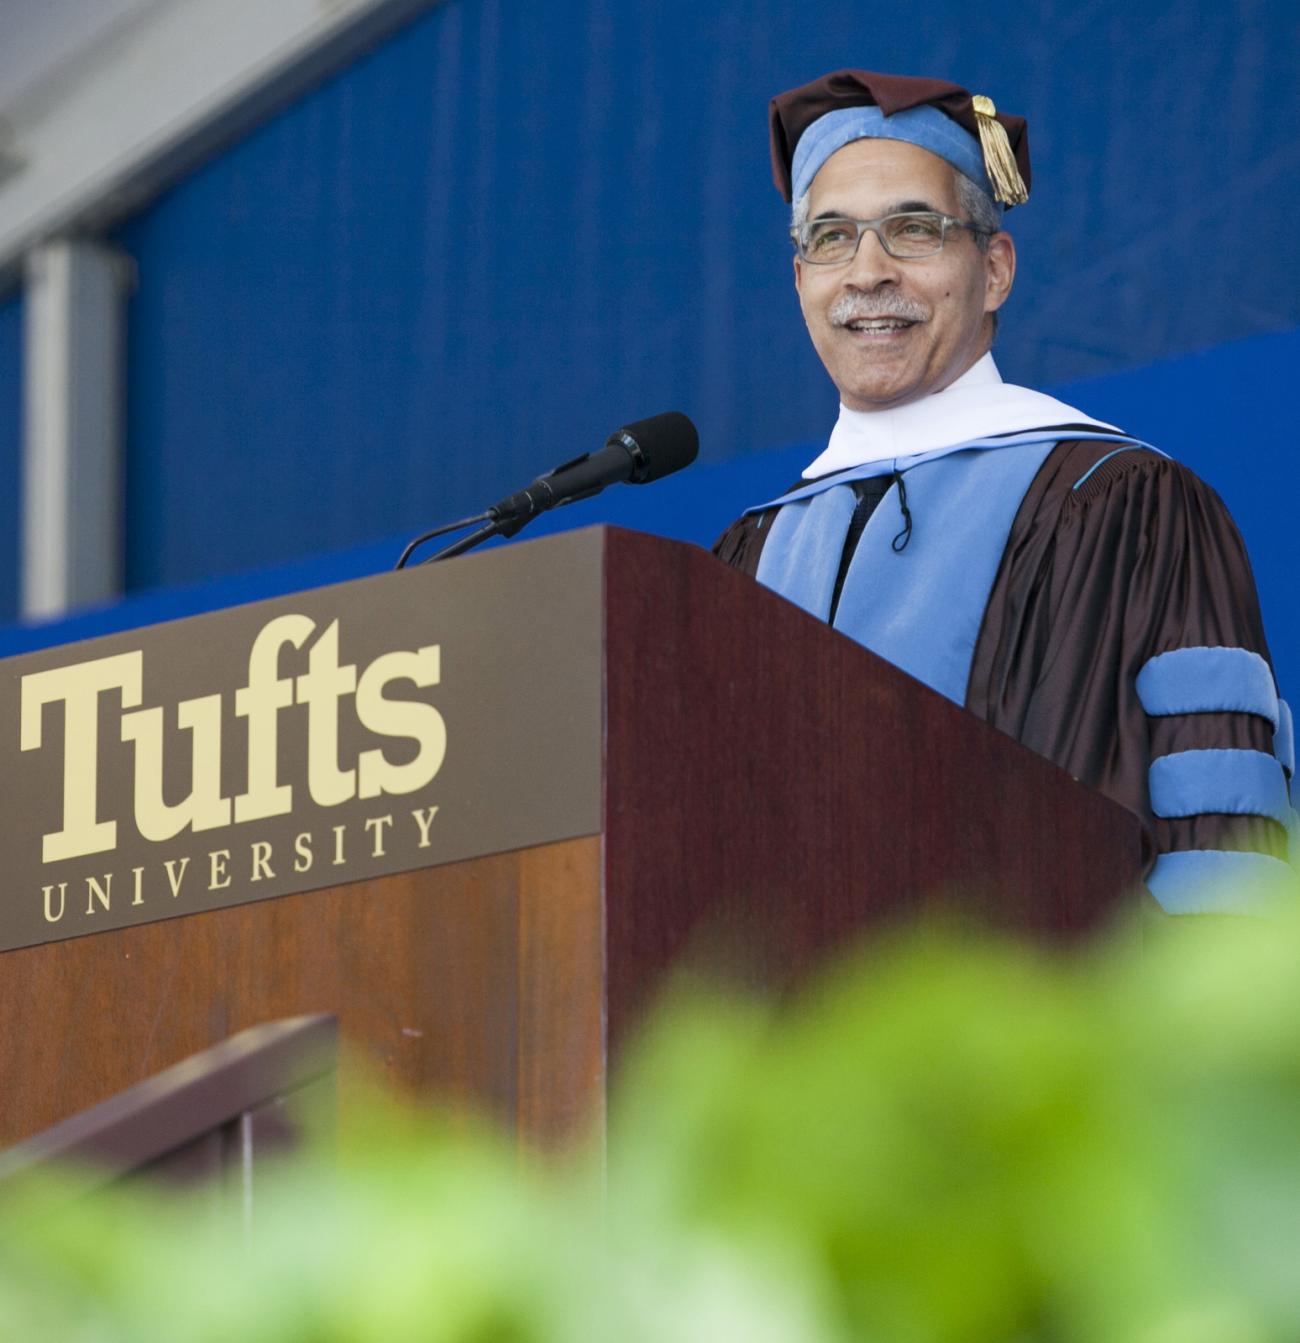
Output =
[{"x1": 714, "y1": 437, "x2": 1295, "y2": 914}]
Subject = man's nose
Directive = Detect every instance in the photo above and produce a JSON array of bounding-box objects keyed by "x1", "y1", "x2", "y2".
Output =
[{"x1": 843, "y1": 228, "x2": 902, "y2": 287}]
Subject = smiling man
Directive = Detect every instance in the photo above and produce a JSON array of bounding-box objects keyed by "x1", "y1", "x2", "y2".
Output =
[
  {"x1": 793, "y1": 135, "x2": 1014, "y2": 412},
  {"x1": 715, "y1": 69, "x2": 1296, "y2": 915}
]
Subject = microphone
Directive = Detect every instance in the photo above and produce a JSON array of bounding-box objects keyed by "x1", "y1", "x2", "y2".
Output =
[
  {"x1": 487, "y1": 411, "x2": 699, "y2": 537},
  {"x1": 395, "y1": 411, "x2": 700, "y2": 567}
]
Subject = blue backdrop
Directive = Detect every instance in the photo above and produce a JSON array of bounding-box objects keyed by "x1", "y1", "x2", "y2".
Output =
[{"x1": 0, "y1": 0, "x2": 1295, "y2": 690}]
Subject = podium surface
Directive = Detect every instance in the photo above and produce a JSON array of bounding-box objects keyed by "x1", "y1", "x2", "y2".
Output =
[{"x1": 0, "y1": 528, "x2": 1142, "y2": 1147}]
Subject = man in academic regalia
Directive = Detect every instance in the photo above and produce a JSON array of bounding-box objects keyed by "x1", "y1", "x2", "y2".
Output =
[{"x1": 715, "y1": 70, "x2": 1296, "y2": 914}]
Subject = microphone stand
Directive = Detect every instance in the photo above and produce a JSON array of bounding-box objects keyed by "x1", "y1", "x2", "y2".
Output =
[
  {"x1": 396, "y1": 509, "x2": 532, "y2": 568},
  {"x1": 417, "y1": 519, "x2": 505, "y2": 565},
  {"x1": 394, "y1": 512, "x2": 493, "y2": 569}
]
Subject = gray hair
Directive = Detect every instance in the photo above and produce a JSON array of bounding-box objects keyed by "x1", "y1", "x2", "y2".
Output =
[{"x1": 953, "y1": 171, "x2": 1000, "y2": 251}]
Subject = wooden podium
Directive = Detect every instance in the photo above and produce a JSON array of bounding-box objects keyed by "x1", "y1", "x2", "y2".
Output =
[{"x1": 0, "y1": 528, "x2": 1142, "y2": 1151}]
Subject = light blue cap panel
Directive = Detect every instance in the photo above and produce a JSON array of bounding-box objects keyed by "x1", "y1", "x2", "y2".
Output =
[{"x1": 791, "y1": 104, "x2": 998, "y2": 206}]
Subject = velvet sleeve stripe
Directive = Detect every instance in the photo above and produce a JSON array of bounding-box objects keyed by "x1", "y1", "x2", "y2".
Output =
[
  {"x1": 1278, "y1": 700, "x2": 1295, "y2": 780},
  {"x1": 1147, "y1": 850, "x2": 1297, "y2": 915},
  {"x1": 1136, "y1": 646, "x2": 1279, "y2": 727},
  {"x1": 1148, "y1": 748, "x2": 1292, "y2": 828}
]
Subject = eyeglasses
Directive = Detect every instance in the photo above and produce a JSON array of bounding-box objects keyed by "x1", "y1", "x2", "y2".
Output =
[{"x1": 791, "y1": 211, "x2": 988, "y2": 264}]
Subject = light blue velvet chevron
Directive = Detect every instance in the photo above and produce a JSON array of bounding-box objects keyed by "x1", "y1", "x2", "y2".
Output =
[
  {"x1": 790, "y1": 104, "x2": 996, "y2": 207},
  {"x1": 1136, "y1": 646, "x2": 1280, "y2": 728},
  {"x1": 1149, "y1": 748, "x2": 1292, "y2": 828},
  {"x1": 1278, "y1": 699, "x2": 1295, "y2": 780},
  {"x1": 1147, "y1": 850, "x2": 1297, "y2": 915}
]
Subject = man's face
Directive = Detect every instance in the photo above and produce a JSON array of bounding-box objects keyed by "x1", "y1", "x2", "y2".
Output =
[{"x1": 793, "y1": 138, "x2": 1015, "y2": 411}]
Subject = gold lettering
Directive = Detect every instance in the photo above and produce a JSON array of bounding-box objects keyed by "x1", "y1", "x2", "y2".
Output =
[
  {"x1": 331, "y1": 824, "x2": 346, "y2": 866},
  {"x1": 165, "y1": 855, "x2": 191, "y2": 897},
  {"x1": 356, "y1": 646, "x2": 446, "y2": 799},
  {"x1": 132, "y1": 866, "x2": 145, "y2": 906},
  {"x1": 293, "y1": 831, "x2": 313, "y2": 873},
  {"x1": 20, "y1": 651, "x2": 143, "y2": 861},
  {"x1": 233, "y1": 614, "x2": 315, "y2": 823},
  {"x1": 121, "y1": 693, "x2": 231, "y2": 841},
  {"x1": 86, "y1": 873, "x2": 112, "y2": 914},
  {"x1": 296, "y1": 620, "x2": 358, "y2": 808},
  {"x1": 364, "y1": 814, "x2": 393, "y2": 857},
  {"x1": 411, "y1": 805, "x2": 439, "y2": 848},
  {"x1": 41, "y1": 883, "x2": 67, "y2": 923},
  {"x1": 250, "y1": 841, "x2": 275, "y2": 882},
  {"x1": 209, "y1": 849, "x2": 231, "y2": 890}
]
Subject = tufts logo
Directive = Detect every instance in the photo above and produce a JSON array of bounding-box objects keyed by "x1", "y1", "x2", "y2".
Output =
[{"x1": 20, "y1": 614, "x2": 446, "y2": 865}]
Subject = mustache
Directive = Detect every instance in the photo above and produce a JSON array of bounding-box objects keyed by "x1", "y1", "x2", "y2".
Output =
[{"x1": 829, "y1": 292, "x2": 929, "y2": 326}]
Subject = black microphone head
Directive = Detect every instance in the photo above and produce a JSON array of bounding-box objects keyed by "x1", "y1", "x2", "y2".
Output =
[{"x1": 607, "y1": 411, "x2": 699, "y2": 485}]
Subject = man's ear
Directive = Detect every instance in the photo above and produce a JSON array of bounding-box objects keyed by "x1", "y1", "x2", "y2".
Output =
[
  {"x1": 793, "y1": 252, "x2": 803, "y2": 297},
  {"x1": 983, "y1": 231, "x2": 1016, "y2": 314}
]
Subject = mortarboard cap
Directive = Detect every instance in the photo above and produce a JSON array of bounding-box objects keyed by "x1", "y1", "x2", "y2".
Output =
[{"x1": 770, "y1": 69, "x2": 1030, "y2": 210}]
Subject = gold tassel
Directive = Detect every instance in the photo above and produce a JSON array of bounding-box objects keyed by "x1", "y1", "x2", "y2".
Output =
[{"x1": 971, "y1": 94, "x2": 1028, "y2": 206}]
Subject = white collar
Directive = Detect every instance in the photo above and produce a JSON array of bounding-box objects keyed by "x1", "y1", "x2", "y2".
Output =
[{"x1": 802, "y1": 353, "x2": 1119, "y2": 479}]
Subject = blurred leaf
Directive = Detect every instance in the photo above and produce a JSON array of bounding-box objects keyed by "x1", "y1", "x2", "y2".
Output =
[{"x1": 3, "y1": 881, "x2": 1300, "y2": 1340}]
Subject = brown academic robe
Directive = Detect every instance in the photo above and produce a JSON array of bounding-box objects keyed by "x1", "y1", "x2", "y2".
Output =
[{"x1": 714, "y1": 439, "x2": 1289, "y2": 879}]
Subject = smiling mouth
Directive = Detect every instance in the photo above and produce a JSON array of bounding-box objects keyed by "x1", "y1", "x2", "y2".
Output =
[{"x1": 842, "y1": 317, "x2": 917, "y2": 333}]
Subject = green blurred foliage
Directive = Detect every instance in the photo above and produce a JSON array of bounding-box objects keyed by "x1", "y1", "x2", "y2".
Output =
[{"x1": 5, "y1": 898, "x2": 1300, "y2": 1340}]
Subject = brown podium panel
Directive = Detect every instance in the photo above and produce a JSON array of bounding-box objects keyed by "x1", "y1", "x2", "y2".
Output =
[
  {"x1": 0, "y1": 838, "x2": 603, "y2": 1147},
  {"x1": 599, "y1": 530, "x2": 1142, "y2": 1052},
  {"x1": 0, "y1": 528, "x2": 1142, "y2": 1151}
]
